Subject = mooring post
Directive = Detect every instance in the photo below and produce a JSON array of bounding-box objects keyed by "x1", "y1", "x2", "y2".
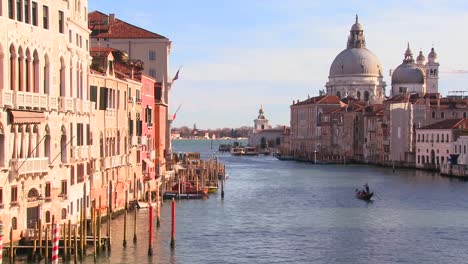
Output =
[
  {"x1": 123, "y1": 190, "x2": 128, "y2": 247},
  {"x1": 93, "y1": 208, "x2": 96, "y2": 262},
  {"x1": 156, "y1": 185, "x2": 160, "y2": 228},
  {"x1": 221, "y1": 179, "x2": 225, "y2": 199},
  {"x1": 67, "y1": 220, "x2": 71, "y2": 259},
  {"x1": 32, "y1": 223, "x2": 37, "y2": 262},
  {"x1": 44, "y1": 227, "x2": 48, "y2": 263},
  {"x1": 170, "y1": 198, "x2": 176, "y2": 249},
  {"x1": 107, "y1": 206, "x2": 111, "y2": 251},
  {"x1": 38, "y1": 219, "x2": 43, "y2": 260},
  {"x1": 98, "y1": 196, "x2": 102, "y2": 253},
  {"x1": 63, "y1": 223, "x2": 67, "y2": 261},
  {"x1": 148, "y1": 192, "x2": 153, "y2": 256},
  {"x1": 74, "y1": 226, "x2": 78, "y2": 264},
  {"x1": 52, "y1": 222, "x2": 59, "y2": 264},
  {"x1": 133, "y1": 204, "x2": 137, "y2": 244}
]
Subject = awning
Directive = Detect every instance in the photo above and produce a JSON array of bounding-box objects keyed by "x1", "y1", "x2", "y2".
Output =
[
  {"x1": 144, "y1": 158, "x2": 155, "y2": 168},
  {"x1": 10, "y1": 110, "x2": 45, "y2": 124}
]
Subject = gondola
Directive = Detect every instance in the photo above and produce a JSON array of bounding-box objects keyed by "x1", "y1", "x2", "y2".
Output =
[{"x1": 355, "y1": 191, "x2": 374, "y2": 201}]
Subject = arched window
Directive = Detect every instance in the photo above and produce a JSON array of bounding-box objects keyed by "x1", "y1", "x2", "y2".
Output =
[
  {"x1": 33, "y1": 50, "x2": 40, "y2": 93},
  {"x1": 9, "y1": 44, "x2": 17, "y2": 91},
  {"x1": 100, "y1": 133, "x2": 104, "y2": 157},
  {"x1": 69, "y1": 61, "x2": 74, "y2": 97},
  {"x1": 45, "y1": 125, "x2": 51, "y2": 161},
  {"x1": 60, "y1": 57, "x2": 66, "y2": 97},
  {"x1": 0, "y1": 124, "x2": 4, "y2": 166},
  {"x1": 25, "y1": 49, "x2": 31, "y2": 92},
  {"x1": 364, "y1": 91, "x2": 370, "y2": 101},
  {"x1": 45, "y1": 211, "x2": 50, "y2": 223},
  {"x1": 336, "y1": 91, "x2": 341, "y2": 98},
  {"x1": 12, "y1": 217, "x2": 17, "y2": 230},
  {"x1": 357, "y1": 91, "x2": 361, "y2": 100},
  {"x1": 18, "y1": 46, "x2": 24, "y2": 91},
  {"x1": 61, "y1": 126, "x2": 67, "y2": 163},
  {"x1": 276, "y1": 137, "x2": 281, "y2": 146},
  {"x1": 43, "y1": 54, "x2": 50, "y2": 94},
  {"x1": 117, "y1": 131, "x2": 121, "y2": 155},
  {"x1": 61, "y1": 208, "x2": 67, "y2": 219}
]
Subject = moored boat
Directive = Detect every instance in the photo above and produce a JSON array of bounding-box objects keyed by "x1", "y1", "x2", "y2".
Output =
[
  {"x1": 275, "y1": 153, "x2": 294, "y2": 161},
  {"x1": 243, "y1": 147, "x2": 259, "y2": 156},
  {"x1": 230, "y1": 147, "x2": 244, "y2": 156},
  {"x1": 163, "y1": 192, "x2": 208, "y2": 200}
]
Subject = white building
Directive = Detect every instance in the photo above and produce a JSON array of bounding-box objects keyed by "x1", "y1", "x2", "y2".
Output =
[
  {"x1": 248, "y1": 106, "x2": 284, "y2": 151},
  {"x1": 416, "y1": 119, "x2": 468, "y2": 170},
  {"x1": 391, "y1": 44, "x2": 439, "y2": 97},
  {"x1": 0, "y1": 0, "x2": 94, "y2": 241},
  {"x1": 326, "y1": 16, "x2": 386, "y2": 104}
]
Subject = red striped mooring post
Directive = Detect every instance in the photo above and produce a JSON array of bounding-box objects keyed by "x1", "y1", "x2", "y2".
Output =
[
  {"x1": 51, "y1": 223, "x2": 59, "y2": 264},
  {"x1": 170, "y1": 198, "x2": 176, "y2": 249},
  {"x1": 148, "y1": 192, "x2": 154, "y2": 256},
  {"x1": 0, "y1": 222, "x2": 3, "y2": 264}
]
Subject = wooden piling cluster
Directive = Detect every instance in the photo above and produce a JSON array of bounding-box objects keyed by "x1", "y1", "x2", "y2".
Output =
[
  {"x1": 3, "y1": 203, "x2": 113, "y2": 263},
  {"x1": 172, "y1": 153, "x2": 226, "y2": 194}
]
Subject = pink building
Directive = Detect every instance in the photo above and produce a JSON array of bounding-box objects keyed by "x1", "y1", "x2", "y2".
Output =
[{"x1": 141, "y1": 75, "x2": 157, "y2": 183}]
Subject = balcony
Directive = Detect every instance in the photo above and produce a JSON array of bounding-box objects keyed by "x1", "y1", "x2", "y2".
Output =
[
  {"x1": 75, "y1": 98, "x2": 83, "y2": 114},
  {"x1": 10, "y1": 157, "x2": 49, "y2": 176},
  {"x1": 59, "y1": 97, "x2": 75, "y2": 113},
  {"x1": 72, "y1": 146, "x2": 91, "y2": 161},
  {"x1": 106, "y1": 109, "x2": 116, "y2": 118},
  {"x1": 16, "y1": 91, "x2": 48, "y2": 110},
  {"x1": 1, "y1": 89, "x2": 14, "y2": 107},
  {"x1": 48, "y1": 96, "x2": 59, "y2": 111}
]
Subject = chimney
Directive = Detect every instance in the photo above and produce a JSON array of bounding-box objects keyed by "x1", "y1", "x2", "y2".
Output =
[{"x1": 109, "y1": 13, "x2": 115, "y2": 23}]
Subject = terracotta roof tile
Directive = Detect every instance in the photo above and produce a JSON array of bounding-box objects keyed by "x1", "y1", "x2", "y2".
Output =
[{"x1": 89, "y1": 11, "x2": 168, "y2": 40}]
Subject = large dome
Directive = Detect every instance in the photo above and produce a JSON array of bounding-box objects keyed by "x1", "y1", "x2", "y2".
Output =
[
  {"x1": 391, "y1": 63, "x2": 425, "y2": 84},
  {"x1": 329, "y1": 48, "x2": 383, "y2": 77}
]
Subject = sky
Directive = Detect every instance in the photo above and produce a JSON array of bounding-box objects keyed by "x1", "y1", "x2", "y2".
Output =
[{"x1": 89, "y1": 0, "x2": 468, "y2": 129}]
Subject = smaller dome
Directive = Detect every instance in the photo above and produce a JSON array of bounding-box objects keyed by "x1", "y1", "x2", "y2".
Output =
[
  {"x1": 428, "y1": 47, "x2": 437, "y2": 60},
  {"x1": 416, "y1": 51, "x2": 426, "y2": 64},
  {"x1": 392, "y1": 63, "x2": 425, "y2": 85}
]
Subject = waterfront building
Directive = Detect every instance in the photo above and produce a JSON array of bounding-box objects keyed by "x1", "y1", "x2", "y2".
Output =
[
  {"x1": 363, "y1": 104, "x2": 385, "y2": 164},
  {"x1": 0, "y1": 0, "x2": 93, "y2": 241},
  {"x1": 88, "y1": 11, "x2": 172, "y2": 177},
  {"x1": 326, "y1": 16, "x2": 386, "y2": 104},
  {"x1": 89, "y1": 47, "x2": 144, "y2": 212},
  {"x1": 440, "y1": 135, "x2": 468, "y2": 177},
  {"x1": 390, "y1": 44, "x2": 439, "y2": 97},
  {"x1": 416, "y1": 119, "x2": 468, "y2": 171},
  {"x1": 248, "y1": 106, "x2": 284, "y2": 151},
  {"x1": 290, "y1": 95, "x2": 344, "y2": 160}
]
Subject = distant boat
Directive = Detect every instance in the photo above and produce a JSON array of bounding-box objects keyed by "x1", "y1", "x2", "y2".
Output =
[
  {"x1": 243, "y1": 147, "x2": 259, "y2": 156},
  {"x1": 275, "y1": 153, "x2": 294, "y2": 161},
  {"x1": 218, "y1": 144, "x2": 232, "y2": 152},
  {"x1": 230, "y1": 147, "x2": 244, "y2": 156}
]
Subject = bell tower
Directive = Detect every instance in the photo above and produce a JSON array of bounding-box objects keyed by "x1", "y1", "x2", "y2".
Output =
[
  {"x1": 254, "y1": 105, "x2": 270, "y2": 130},
  {"x1": 426, "y1": 47, "x2": 439, "y2": 94}
]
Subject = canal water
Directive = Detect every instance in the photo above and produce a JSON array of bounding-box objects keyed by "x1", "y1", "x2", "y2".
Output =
[{"x1": 21, "y1": 139, "x2": 468, "y2": 263}]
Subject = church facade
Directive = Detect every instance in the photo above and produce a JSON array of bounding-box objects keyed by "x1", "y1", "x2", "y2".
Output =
[{"x1": 248, "y1": 106, "x2": 285, "y2": 151}]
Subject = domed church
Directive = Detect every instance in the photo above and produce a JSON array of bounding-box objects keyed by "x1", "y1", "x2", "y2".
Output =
[
  {"x1": 326, "y1": 16, "x2": 386, "y2": 104},
  {"x1": 390, "y1": 44, "x2": 439, "y2": 96}
]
